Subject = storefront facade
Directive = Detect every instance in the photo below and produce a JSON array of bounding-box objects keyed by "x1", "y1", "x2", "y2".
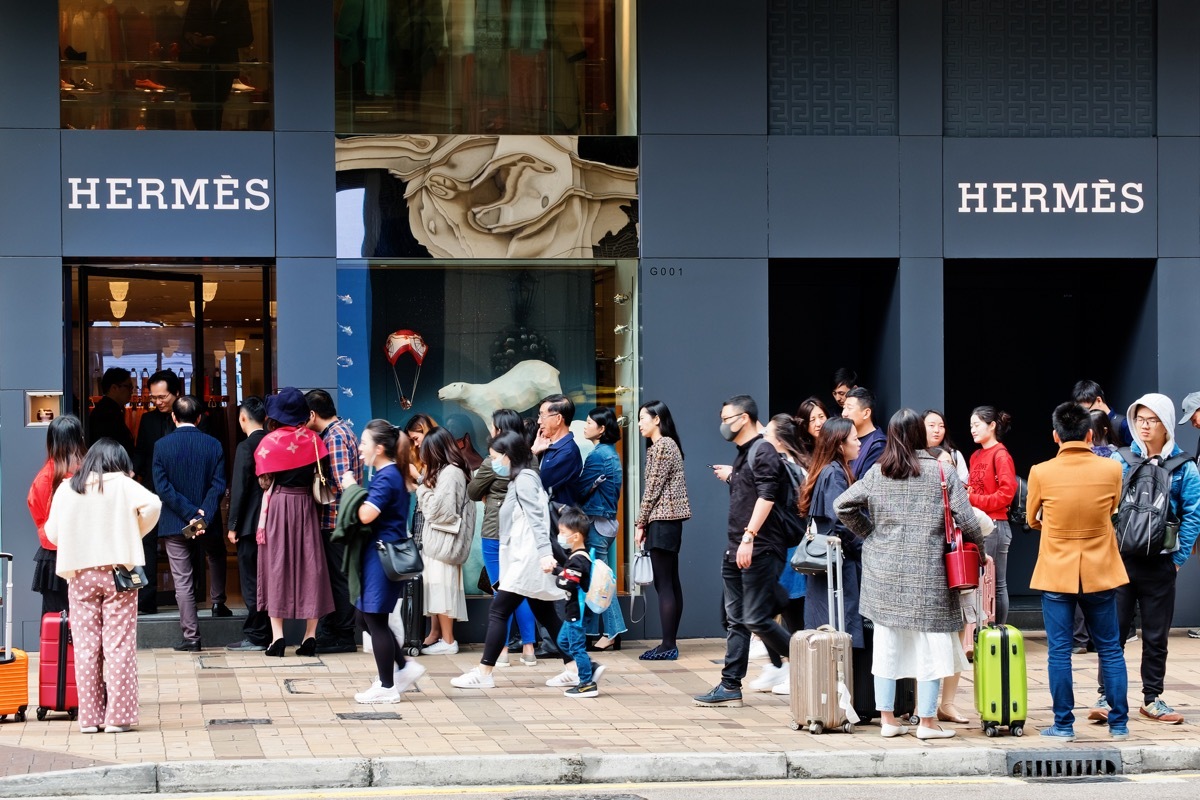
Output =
[{"x1": 2, "y1": 0, "x2": 1200, "y2": 648}]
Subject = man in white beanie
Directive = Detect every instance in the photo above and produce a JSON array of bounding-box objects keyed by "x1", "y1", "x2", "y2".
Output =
[{"x1": 1091, "y1": 393, "x2": 1200, "y2": 725}]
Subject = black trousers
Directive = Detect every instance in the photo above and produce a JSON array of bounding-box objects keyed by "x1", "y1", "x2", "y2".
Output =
[
  {"x1": 236, "y1": 535, "x2": 271, "y2": 646},
  {"x1": 481, "y1": 590, "x2": 572, "y2": 667},
  {"x1": 316, "y1": 529, "x2": 356, "y2": 645},
  {"x1": 138, "y1": 529, "x2": 158, "y2": 613},
  {"x1": 1116, "y1": 555, "x2": 1176, "y2": 703}
]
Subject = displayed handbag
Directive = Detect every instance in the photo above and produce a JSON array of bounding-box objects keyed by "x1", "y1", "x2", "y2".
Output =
[
  {"x1": 113, "y1": 564, "x2": 148, "y2": 593},
  {"x1": 631, "y1": 548, "x2": 654, "y2": 586},
  {"x1": 420, "y1": 475, "x2": 475, "y2": 565},
  {"x1": 312, "y1": 439, "x2": 335, "y2": 505},
  {"x1": 941, "y1": 464, "x2": 980, "y2": 591},
  {"x1": 377, "y1": 537, "x2": 424, "y2": 582},
  {"x1": 790, "y1": 517, "x2": 833, "y2": 575}
]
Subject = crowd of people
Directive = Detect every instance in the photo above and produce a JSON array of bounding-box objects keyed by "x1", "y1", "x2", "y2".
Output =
[{"x1": 29, "y1": 365, "x2": 1200, "y2": 738}]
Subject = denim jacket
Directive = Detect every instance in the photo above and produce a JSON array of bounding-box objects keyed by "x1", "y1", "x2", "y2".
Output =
[
  {"x1": 574, "y1": 443, "x2": 623, "y2": 519},
  {"x1": 1112, "y1": 442, "x2": 1200, "y2": 567}
]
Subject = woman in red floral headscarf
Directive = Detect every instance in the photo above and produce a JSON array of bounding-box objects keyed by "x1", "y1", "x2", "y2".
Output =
[{"x1": 254, "y1": 387, "x2": 335, "y2": 657}]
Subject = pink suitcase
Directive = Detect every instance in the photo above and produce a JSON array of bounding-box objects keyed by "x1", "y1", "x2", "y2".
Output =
[
  {"x1": 788, "y1": 536, "x2": 856, "y2": 734},
  {"x1": 964, "y1": 555, "x2": 996, "y2": 657}
]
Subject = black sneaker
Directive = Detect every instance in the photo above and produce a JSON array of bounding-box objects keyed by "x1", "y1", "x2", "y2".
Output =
[
  {"x1": 315, "y1": 640, "x2": 357, "y2": 654},
  {"x1": 693, "y1": 683, "x2": 743, "y2": 708},
  {"x1": 565, "y1": 682, "x2": 599, "y2": 698},
  {"x1": 1188, "y1": 629, "x2": 1200, "y2": 639},
  {"x1": 225, "y1": 639, "x2": 267, "y2": 652}
]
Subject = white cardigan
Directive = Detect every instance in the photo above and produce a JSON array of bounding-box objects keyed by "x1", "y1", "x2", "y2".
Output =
[{"x1": 45, "y1": 473, "x2": 162, "y2": 579}]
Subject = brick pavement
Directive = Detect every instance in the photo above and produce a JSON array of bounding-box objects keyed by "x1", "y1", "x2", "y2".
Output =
[{"x1": 2, "y1": 632, "x2": 1200, "y2": 777}]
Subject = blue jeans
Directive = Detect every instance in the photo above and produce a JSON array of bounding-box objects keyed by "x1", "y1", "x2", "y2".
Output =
[
  {"x1": 556, "y1": 619, "x2": 593, "y2": 684},
  {"x1": 481, "y1": 537, "x2": 536, "y2": 645},
  {"x1": 584, "y1": 526, "x2": 627, "y2": 638},
  {"x1": 875, "y1": 677, "x2": 940, "y2": 719},
  {"x1": 1043, "y1": 589, "x2": 1128, "y2": 730}
]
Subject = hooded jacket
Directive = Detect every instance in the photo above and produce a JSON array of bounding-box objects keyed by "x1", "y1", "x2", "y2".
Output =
[{"x1": 1112, "y1": 393, "x2": 1200, "y2": 567}]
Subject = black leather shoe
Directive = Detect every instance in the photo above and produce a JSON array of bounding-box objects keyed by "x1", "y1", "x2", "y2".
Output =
[
  {"x1": 225, "y1": 639, "x2": 267, "y2": 652},
  {"x1": 211, "y1": 603, "x2": 233, "y2": 618},
  {"x1": 315, "y1": 640, "x2": 357, "y2": 654},
  {"x1": 295, "y1": 637, "x2": 318, "y2": 657},
  {"x1": 265, "y1": 638, "x2": 286, "y2": 657},
  {"x1": 173, "y1": 639, "x2": 201, "y2": 652}
]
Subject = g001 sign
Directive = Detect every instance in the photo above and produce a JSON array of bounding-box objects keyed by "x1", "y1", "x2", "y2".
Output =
[{"x1": 648, "y1": 266, "x2": 683, "y2": 276}]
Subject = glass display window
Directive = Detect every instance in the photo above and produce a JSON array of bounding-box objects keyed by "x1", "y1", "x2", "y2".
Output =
[
  {"x1": 334, "y1": 0, "x2": 636, "y2": 135},
  {"x1": 335, "y1": 260, "x2": 639, "y2": 596},
  {"x1": 59, "y1": 0, "x2": 273, "y2": 131}
]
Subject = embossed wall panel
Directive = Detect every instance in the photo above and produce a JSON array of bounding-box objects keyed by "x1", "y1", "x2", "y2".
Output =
[
  {"x1": 768, "y1": 0, "x2": 899, "y2": 135},
  {"x1": 944, "y1": 0, "x2": 1156, "y2": 137}
]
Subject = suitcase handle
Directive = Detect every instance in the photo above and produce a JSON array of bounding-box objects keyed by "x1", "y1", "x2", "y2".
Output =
[{"x1": 825, "y1": 537, "x2": 846, "y2": 635}]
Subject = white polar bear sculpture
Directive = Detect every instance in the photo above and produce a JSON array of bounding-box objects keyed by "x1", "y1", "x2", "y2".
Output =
[{"x1": 438, "y1": 360, "x2": 563, "y2": 424}]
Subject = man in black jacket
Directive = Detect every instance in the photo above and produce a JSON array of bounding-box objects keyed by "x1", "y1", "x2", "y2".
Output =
[
  {"x1": 133, "y1": 369, "x2": 181, "y2": 614},
  {"x1": 225, "y1": 396, "x2": 270, "y2": 651},
  {"x1": 87, "y1": 368, "x2": 135, "y2": 454}
]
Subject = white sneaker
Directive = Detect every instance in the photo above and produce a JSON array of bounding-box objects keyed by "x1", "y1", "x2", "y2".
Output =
[
  {"x1": 354, "y1": 684, "x2": 400, "y2": 704},
  {"x1": 771, "y1": 675, "x2": 790, "y2": 695},
  {"x1": 495, "y1": 651, "x2": 510, "y2": 667},
  {"x1": 749, "y1": 663, "x2": 788, "y2": 692},
  {"x1": 421, "y1": 639, "x2": 459, "y2": 655},
  {"x1": 545, "y1": 669, "x2": 579, "y2": 688},
  {"x1": 748, "y1": 637, "x2": 769, "y2": 661},
  {"x1": 450, "y1": 667, "x2": 495, "y2": 689},
  {"x1": 592, "y1": 663, "x2": 607, "y2": 683},
  {"x1": 393, "y1": 661, "x2": 427, "y2": 693}
]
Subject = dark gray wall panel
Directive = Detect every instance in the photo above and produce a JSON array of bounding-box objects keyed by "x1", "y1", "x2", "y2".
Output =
[
  {"x1": 943, "y1": 138, "x2": 1158, "y2": 258},
  {"x1": 275, "y1": 133, "x2": 336, "y2": 257},
  {"x1": 896, "y1": 258, "x2": 943, "y2": 412},
  {"x1": 0, "y1": 258, "x2": 63, "y2": 391},
  {"x1": 639, "y1": 0, "x2": 766, "y2": 135},
  {"x1": 0, "y1": 0, "x2": 58, "y2": 129},
  {"x1": 898, "y1": 0, "x2": 941, "y2": 136},
  {"x1": 277, "y1": 258, "x2": 336, "y2": 390},
  {"x1": 60, "y1": 131, "x2": 276, "y2": 258},
  {"x1": 1158, "y1": 0, "x2": 1200, "y2": 136},
  {"x1": 0, "y1": 130, "x2": 61, "y2": 257},
  {"x1": 273, "y1": 0, "x2": 335, "y2": 132},
  {"x1": 899, "y1": 136, "x2": 941, "y2": 257},
  {"x1": 640, "y1": 135, "x2": 767, "y2": 259},
  {"x1": 768, "y1": 136, "x2": 899, "y2": 257},
  {"x1": 640, "y1": 258, "x2": 768, "y2": 640},
  {"x1": 1159, "y1": 138, "x2": 1200, "y2": 258}
]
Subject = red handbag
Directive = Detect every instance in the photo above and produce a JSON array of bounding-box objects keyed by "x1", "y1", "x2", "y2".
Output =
[{"x1": 940, "y1": 464, "x2": 979, "y2": 591}]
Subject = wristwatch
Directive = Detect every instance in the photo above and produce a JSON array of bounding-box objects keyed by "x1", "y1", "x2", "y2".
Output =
[{"x1": 741, "y1": 529, "x2": 756, "y2": 544}]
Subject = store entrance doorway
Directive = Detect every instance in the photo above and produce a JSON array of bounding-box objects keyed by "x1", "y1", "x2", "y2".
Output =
[{"x1": 68, "y1": 263, "x2": 274, "y2": 622}]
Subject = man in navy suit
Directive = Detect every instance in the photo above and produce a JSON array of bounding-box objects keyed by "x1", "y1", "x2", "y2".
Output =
[{"x1": 153, "y1": 395, "x2": 226, "y2": 651}]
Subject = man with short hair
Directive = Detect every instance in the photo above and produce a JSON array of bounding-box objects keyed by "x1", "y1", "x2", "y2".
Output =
[
  {"x1": 694, "y1": 395, "x2": 792, "y2": 707},
  {"x1": 225, "y1": 396, "x2": 270, "y2": 651},
  {"x1": 1092, "y1": 393, "x2": 1200, "y2": 725},
  {"x1": 87, "y1": 367, "x2": 135, "y2": 453},
  {"x1": 306, "y1": 389, "x2": 362, "y2": 654},
  {"x1": 132, "y1": 369, "x2": 182, "y2": 614},
  {"x1": 531, "y1": 394, "x2": 583, "y2": 506},
  {"x1": 831, "y1": 368, "x2": 857, "y2": 409},
  {"x1": 842, "y1": 387, "x2": 885, "y2": 479},
  {"x1": 1072, "y1": 379, "x2": 1130, "y2": 447},
  {"x1": 152, "y1": 395, "x2": 226, "y2": 651},
  {"x1": 1027, "y1": 402, "x2": 1129, "y2": 741}
]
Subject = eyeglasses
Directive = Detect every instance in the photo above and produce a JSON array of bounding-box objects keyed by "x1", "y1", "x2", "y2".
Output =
[
  {"x1": 537, "y1": 411, "x2": 561, "y2": 421},
  {"x1": 720, "y1": 412, "x2": 746, "y2": 424},
  {"x1": 1134, "y1": 416, "x2": 1162, "y2": 427}
]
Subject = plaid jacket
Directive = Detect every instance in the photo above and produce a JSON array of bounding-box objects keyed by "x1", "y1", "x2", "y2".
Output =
[{"x1": 320, "y1": 417, "x2": 362, "y2": 531}]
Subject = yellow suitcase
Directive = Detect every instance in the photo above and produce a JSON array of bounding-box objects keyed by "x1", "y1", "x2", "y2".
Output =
[{"x1": 0, "y1": 553, "x2": 30, "y2": 722}]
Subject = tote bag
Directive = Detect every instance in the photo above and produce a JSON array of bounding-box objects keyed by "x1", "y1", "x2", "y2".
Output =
[{"x1": 499, "y1": 489, "x2": 566, "y2": 602}]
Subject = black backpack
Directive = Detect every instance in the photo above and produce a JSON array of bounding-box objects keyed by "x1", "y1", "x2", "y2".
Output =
[
  {"x1": 1114, "y1": 447, "x2": 1193, "y2": 558},
  {"x1": 1008, "y1": 475, "x2": 1030, "y2": 531},
  {"x1": 746, "y1": 439, "x2": 807, "y2": 548}
]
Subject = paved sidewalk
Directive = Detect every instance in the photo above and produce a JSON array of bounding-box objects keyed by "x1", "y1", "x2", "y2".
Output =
[{"x1": 2, "y1": 631, "x2": 1200, "y2": 792}]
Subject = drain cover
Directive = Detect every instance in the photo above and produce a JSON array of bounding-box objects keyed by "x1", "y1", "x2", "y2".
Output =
[
  {"x1": 207, "y1": 718, "x2": 272, "y2": 727},
  {"x1": 1008, "y1": 748, "x2": 1121, "y2": 778},
  {"x1": 337, "y1": 712, "x2": 403, "y2": 721}
]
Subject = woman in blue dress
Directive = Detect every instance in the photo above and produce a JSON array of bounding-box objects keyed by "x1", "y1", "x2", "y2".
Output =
[{"x1": 339, "y1": 419, "x2": 426, "y2": 704}]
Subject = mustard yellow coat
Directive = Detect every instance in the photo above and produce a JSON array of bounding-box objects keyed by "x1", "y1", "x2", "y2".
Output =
[{"x1": 1027, "y1": 441, "x2": 1129, "y2": 594}]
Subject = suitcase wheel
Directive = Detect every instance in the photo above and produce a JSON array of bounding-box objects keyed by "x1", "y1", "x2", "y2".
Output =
[
  {"x1": 788, "y1": 720, "x2": 802, "y2": 731},
  {"x1": 36, "y1": 707, "x2": 47, "y2": 721},
  {"x1": 842, "y1": 722, "x2": 855, "y2": 734},
  {"x1": 1011, "y1": 722, "x2": 1025, "y2": 737},
  {"x1": 406, "y1": 647, "x2": 421, "y2": 657},
  {"x1": 809, "y1": 721, "x2": 824, "y2": 735},
  {"x1": 984, "y1": 724, "x2": 999, "y2": 737},
  {"x1": 14, "y1": 709, "x2": 25, "y2": 723},
  {"x1": 68, "y1": 708, "x2": 77, "y2": 721}
]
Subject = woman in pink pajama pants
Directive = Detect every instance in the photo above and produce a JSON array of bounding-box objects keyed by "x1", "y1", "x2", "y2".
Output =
[{"x1": 45, "y1": 439, "x2": 161, "y2": 733}]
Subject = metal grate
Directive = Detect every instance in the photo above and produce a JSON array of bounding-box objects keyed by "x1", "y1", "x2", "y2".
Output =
[
  {"x1": 336, "y1": 712, "x2": 403, "y2": 721},
  {"x1": 207, "y1": 718, "x2": 272, "y2": 728},
  {"x1": 1008, "y1": 749, "x2": 1121, "y2": 778}
]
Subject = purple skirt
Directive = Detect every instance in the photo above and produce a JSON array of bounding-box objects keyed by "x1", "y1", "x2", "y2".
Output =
[{"x1": 258, "y1": 486, "x2": 334, "y2": 620}]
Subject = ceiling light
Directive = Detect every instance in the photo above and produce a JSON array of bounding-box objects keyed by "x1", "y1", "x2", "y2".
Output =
[
  {"x1": 111, "y1": 338, "x2": 124, "y2": 358},
  {"x1": 189, "y1": 301, "x2": 207, "y2": 318},
  {"x1": 108, "y1": 281, "x2": 129, "y2": 301},
  {"x1": 110, "y1": 300, "x2": 127, "y2": 319},
  {"x1": 234, "y1": 338, "x2": 245, "y2": 354},
  {"x1": 269, "y1": 301, "x2": 277, "y2": 318},
  {"x1": 214, "y1": 349, "x2": 226, "y2": 362},
  {"x1": 202, "y1": 282, "x2": 219, "y2": 302}
]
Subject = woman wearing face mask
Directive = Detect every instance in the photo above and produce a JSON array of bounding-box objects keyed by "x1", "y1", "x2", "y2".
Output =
[
  {"x1": 451, "y1": 431, "x2": 586, "y2": 690},
  {"x1": 634, "y1": 400, "x2": 691, "y2": 661},
  {"x1": 468, "y1": 408, "x2": 538, "y2": 667},
  {"x1": 967, "y1": 406, "x2": 1017, "y2": 625},
  {"x1": 795, "y1": 396, "x2": 829, "y2": 469},
  {"x1": 337, "y1": 420, "x2": 427, "y2": 704}
]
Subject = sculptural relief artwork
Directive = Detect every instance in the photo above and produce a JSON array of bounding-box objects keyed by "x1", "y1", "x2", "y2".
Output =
[{"x1": 336, "y1": 134, "x2": 639, "y2": 259}]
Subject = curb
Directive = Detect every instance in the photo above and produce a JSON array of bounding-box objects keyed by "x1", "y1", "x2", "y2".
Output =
[{"x1": 0, "y1": 746, "x2": 1187, "y2": 796}]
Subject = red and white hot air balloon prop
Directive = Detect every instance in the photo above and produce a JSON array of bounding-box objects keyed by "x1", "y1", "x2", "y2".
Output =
[{"x1": 384, "y1": 329, "x2": 427, "y2": 410}]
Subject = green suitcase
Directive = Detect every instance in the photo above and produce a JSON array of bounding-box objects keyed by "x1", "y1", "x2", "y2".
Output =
[{"x1": 973, "y1": 623, "x2": 1027, "y2": 737}]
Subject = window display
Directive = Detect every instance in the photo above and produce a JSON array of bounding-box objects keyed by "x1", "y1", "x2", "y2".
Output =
[
  {"x1": 59, "y1": 0, "x2": 273, "y2": 131},
  {"x1": 334, "y1": 0, "x2": 635, "y2": 135}
]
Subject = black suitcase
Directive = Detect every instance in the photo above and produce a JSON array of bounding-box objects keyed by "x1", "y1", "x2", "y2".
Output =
[
  {"x1": 853, "y1": 619, "x2": 917, "y2": 723},
  {"x1": 399, "y1": 576, "x2": 424, "y2": 657}
]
